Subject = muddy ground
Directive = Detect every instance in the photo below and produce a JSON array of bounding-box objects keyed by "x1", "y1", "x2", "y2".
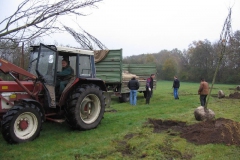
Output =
[
  {"x1": 158, "y1": 91, "x2": 240, "y2": 146},
  {"x1": 148, "y1": 118, "x2": 240, "y2": 146},
  {"x1": 112, "y1": 91, "x2": 240, "y2": 158},
  {"x1": 229, "y1": 92, "x2": 240, "y2": 99},
  {"x1": 114, "y1": 118, "x2": 240, "y2": 159}
]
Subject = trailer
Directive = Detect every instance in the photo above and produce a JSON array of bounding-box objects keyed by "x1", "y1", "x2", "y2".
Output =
[{"x1": 94, "y1": 49, "x2": 157, "y2": 104}]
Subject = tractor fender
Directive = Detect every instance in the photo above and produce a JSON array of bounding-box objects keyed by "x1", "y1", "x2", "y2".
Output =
[
  {"x1": 80, "y1": 78, "x2": 107, "y2": 91},
  {"x1": 59, "y1": 78, "x2": 107, "y2": 107},
  {"x1": 20, "y1": 99, "x2": 46, "y2": 121}
]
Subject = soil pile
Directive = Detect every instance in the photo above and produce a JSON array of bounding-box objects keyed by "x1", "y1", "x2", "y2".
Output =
[
  {"x1": 148, "y1": 118, "x2": 240, "y2": 146},
  {"x1": 229, "y1": 92, "x2": 240, "y2": 99}
]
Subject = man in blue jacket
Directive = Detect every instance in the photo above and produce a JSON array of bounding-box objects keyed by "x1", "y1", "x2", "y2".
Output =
[{"x1": 56, "y1": 59, "x2": 74, "y2": 96}]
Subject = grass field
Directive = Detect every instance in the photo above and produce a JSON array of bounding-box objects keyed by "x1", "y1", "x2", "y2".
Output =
[{"x1": 1, "y1": 81, "x2": 240, "y2": 160}]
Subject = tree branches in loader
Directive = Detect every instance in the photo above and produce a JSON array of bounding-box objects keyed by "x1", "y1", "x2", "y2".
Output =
[
  {"x1": 0, "y1": 0, "x2": 103, "y2": 46},
  {"x1": 64, "y1": 25, "x2": 108, "y2": 50}
]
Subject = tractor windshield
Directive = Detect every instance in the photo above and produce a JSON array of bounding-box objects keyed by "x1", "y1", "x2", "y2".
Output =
[{"x1": 36, "y1": 44, "x2": 57, "y2": 85}]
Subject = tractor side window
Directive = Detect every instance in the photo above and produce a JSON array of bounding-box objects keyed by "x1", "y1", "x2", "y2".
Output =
[
  {"x1": 79, "y1": 55, "x2": 91, "y2": 77},
  {"x1": 57, "y1": 56, "x2": 76, "y2": 75},
  {"x1": 69, "y1": 56, "x2": 76, "y2": 75}
]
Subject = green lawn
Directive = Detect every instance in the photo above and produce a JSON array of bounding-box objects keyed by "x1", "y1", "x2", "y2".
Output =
[{"x1": 1, "y1": 81, "x2": 240, "y2": 160}]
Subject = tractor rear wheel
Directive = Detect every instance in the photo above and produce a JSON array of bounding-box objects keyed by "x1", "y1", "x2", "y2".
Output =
[
  {"x1": 65, "y1": 84, "x2": 105, "y2": 130},
  {"x1": 1, "y1": 102, "x2": 43, "y2": 144}
]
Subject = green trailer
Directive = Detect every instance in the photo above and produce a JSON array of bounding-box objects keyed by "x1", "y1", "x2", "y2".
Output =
[{"x1": 95, "y1": 49, "x2": 157, "y2": 105}]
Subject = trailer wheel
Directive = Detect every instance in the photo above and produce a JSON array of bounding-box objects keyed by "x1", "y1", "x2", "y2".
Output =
[
  {"x1": 119, "y1": 93, "x2": 130, "y2": 103},
  {"x1": 65, "y1": 84, "x2": 105, "y2": 130},
  {"x1": 1, "y1": 103, "x2": 42, "y2": 144}
]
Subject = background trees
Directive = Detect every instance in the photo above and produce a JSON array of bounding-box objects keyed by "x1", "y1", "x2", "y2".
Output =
[
  {"x1": 123, "y1": 30, "x2": 240, "y2": 84},
  {"x1": 0, "y1": 1, "x2": 239, "y2": 84},
  {"x1": 186, "y1": 39, "x2": 214, "y2": 81}
]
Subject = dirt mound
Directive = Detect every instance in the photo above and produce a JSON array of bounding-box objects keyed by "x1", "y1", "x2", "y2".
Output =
[
  {"x1": 148, "y1": 119, "x2": 186, "y2": 133},
  {"x1": 229, "y1": 92, "x2": 240, "y2": 99},
  {"x1": 148, "y1": 118, "x2": 240, "y2": 146}
]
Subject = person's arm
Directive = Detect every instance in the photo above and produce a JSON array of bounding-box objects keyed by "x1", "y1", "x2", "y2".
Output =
[
  {"x1": 57, "y1": 67, "x2": 72, "y2": 77},
  {"x1": 151, "y1": 79, "x2": 154, "y2": 89},
  {"x1": 146, "y1": 78, "x2": 150, "y2": 88},
  {"x1": 146, "y1": 78, "x2": 151, "y2": 91},
  {"x1": 198, "y1": 83, "x2": 203, "y2": 94}
]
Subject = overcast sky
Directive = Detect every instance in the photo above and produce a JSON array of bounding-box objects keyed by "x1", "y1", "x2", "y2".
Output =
[{"x1": 1, "y1": 0, "x2": 240, "y2": 57}]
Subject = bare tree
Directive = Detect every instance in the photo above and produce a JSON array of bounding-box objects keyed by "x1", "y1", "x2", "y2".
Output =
[
  {"x1": 64, "y1": 25, "x2": 107, "y2": 50},
  {"x1": 205, "y1": 8, "x2": 233, "y2": 109},
  {"x1": 0, "y1": 0, "x2": 103, "y2": 44}
]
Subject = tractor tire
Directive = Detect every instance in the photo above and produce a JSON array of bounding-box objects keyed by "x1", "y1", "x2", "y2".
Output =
[
  {"x1": 119, "y1": 93, "x2": 130, "y2": 103},
  {"x1": 65, "y1": 84, "x2": 105, "y2": 130},
  {"x1": 1, "y1": 102, "x2": 43, "y2": 144}
]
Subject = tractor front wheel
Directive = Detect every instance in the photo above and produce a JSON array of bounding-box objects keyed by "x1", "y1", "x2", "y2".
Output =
[
  {"x1": 65, "y1": 84, "x2": 105, "y2": 130},
  {"x1": 1, "y1": 103, "x2": 43, "y2": 144}
]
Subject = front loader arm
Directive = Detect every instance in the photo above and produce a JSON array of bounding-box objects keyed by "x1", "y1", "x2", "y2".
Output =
[
  {"x1": 0, "y1": 58, "x2": 37, "y2": 98},
  {"x1": 0, "y1": 58, "x2": 36, "y2": 80}
]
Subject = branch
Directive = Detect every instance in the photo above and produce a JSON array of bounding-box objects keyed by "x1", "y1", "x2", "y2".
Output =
[
  {"x1": 64, "y1": 25, "x2": 107, "y2": 50},
  {"x1": 205, "y1": 8, "x2": 233, "y2": 109},
  {"x1": 0, "y1": 0, "x2": 103, "y2": 43}
]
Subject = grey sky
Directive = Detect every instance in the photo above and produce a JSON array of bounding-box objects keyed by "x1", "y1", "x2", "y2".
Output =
[{"x1": 1, "y1": 0, "x2": 240, "y2": 57}]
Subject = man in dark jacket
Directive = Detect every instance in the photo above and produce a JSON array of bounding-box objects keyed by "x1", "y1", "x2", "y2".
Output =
[
  {"x1": 172, "y1": 76, "x2": 180, "y2": 99},
  {"x1": 146, "y1": 74, "x2": 155, "y2": 104},
  {"x1": 56, "y1": 59, "x2": 74, "y2": 96},
  {"x1": 127, "y1": 76, "x2": 140, "y2": 105}
]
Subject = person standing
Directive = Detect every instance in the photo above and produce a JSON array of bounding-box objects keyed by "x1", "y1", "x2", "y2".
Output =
[
  {"x1": 172, "y1": 76, "x2": 180, "y2": 99},
  {"x1": 146, "y1": 74, "x2": 155, "y2": 104},
  {"x1": 127, "y1": 76, "x2": 140, "y2": 105},
  {"x1": 198, "y1": 78, "x2": 209, "y2": 107}
]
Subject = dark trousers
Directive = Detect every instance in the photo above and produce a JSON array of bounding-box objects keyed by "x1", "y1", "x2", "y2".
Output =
[
  {"x1": 146, "y1": 89, "x2": 152, "y2": 104},
  {"x1": 56, "y1": 79, "x2": 69, "y2": 95},
  {"x1": 200, "y1": 95, "x2": 207, "y2": 107}
]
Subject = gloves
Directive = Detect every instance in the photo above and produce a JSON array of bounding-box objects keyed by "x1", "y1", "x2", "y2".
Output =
[{"x1": 148, "y1": 88, "x2": 151, "y2": 91}]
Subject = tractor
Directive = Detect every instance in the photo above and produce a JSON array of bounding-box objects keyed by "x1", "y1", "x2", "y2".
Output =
[{"x1": 0, "y1": 44, "x2": 107, "y2": 144}]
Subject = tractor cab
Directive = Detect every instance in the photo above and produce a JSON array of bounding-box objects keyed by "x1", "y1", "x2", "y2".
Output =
[{"x1": 29, "y1": 44, "x2": 96, "y2": 107}]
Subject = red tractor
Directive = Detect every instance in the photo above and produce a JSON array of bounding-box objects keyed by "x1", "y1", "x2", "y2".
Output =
[{"x1": 0, "y1": 44, "x2": 107, "y2": 144}]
